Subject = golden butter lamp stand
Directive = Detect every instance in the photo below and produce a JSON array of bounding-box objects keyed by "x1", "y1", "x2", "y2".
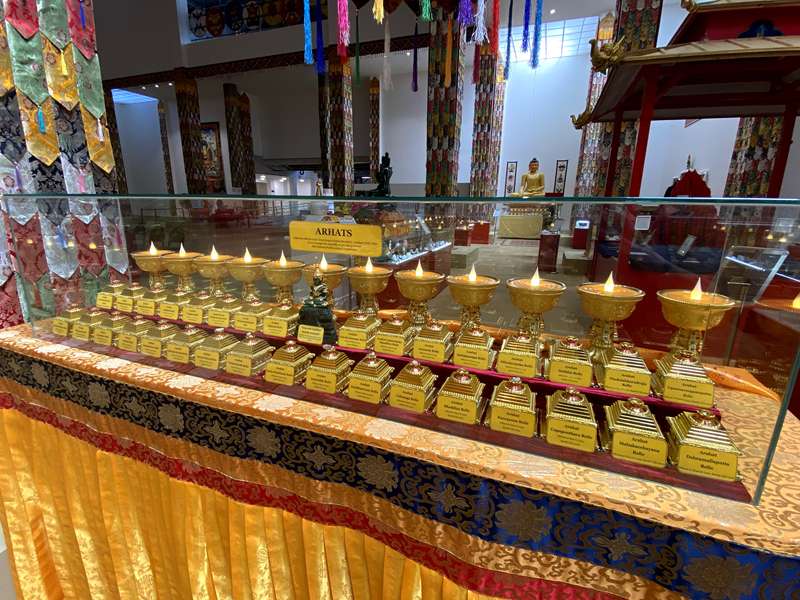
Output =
[
  {"x1": 193, "y1": 245, "x2": 234, "y2": 297},
  {"x1": 302, "y1": 255, "x2": 348, "y2": 307},
  {"x1": 446, "y1": 265, "x2": 499, "y2": 330},
  {"x1": 576, "y1": 273, "x2": 644, "y2": 362},
  {"x1": 394, "y1": 261, "x2": 445, "y2": 328},
  {"x1": 130, "y1": 242, "x2": 173, "y2": 300},
  {"x1": 263, "y1": 251, "x2": 304, "y2": 304},
  {"x1": 162, "y1": 243, "x2": 202, "y2": 302},
  {"x1": 227, "y1": 248, "x2": 267, "y2": 302},
  {"x1": 507, "y1": 268, "x2": 565, "y2": 339},
  {"x1": 347, "y1": 257, "x2": 391, "y2": 316}
]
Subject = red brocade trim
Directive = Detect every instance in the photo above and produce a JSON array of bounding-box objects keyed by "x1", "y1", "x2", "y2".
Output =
[{"x1": 0, "y1": 393, "x2": 621, "y2": 600}]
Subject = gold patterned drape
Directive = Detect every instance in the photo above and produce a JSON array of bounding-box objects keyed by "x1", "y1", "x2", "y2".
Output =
[{"x1": 0, "y1": 408, "x2": 501, "y2": 600}]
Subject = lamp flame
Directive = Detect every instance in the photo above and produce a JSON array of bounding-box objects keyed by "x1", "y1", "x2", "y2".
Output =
[
  {"x1": 279, "y1": 251, "x2": 287, "y2": 267},
  {"x1": 320, "y1": 254, "x2": 328, "y2": 271},
  {"x1": 690, "y1": 278, "x2": 703, "y2": 301},
  {"x1": 243, "y1": 248, "x2": 252, "y2": 263},
  {"x1": 468, "y1": 265, "x2": 477, "y2": 282},
  {"x1": 531, "y1": 268, "x2": 540, "y2": 287},
  {"x1": 210, "y1": 245, "x2": 219, "y2": 261},
  {"x1": 365, "y1": 257, "x2": 374, "y2": 273},
  {"x1": 603, "y1": 273, "x2": 615, "y2": 293},
  {"x1": 178, "y1": 243, "x2": 187, "y2": 257},
  {"x1": 415, "y1": 260, "x2": 424, "y2": 277},
  {"x1": 792, "y1": 292, "x2": 800, "y2": 310},
  {"x1": 148, "y1": 242, "x2": 158, "y2": 256}
]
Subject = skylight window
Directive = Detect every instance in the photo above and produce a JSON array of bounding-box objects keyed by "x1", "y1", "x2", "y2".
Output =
[{"x1": 504, "y1": 16, "x2": 600, "y2": 63}]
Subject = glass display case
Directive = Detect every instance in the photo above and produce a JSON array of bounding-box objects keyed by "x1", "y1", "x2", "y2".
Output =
[{"x1": 6, "y1": 193, "x2": 800, "y2": 505}]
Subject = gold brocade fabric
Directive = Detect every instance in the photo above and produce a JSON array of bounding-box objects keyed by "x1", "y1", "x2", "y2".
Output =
[
  {"x1": 18, "y1": 93, "x2": 59, "y2": 166},
  {"x1": 0, "y1": 24, "x2": 14, "y2": 96},
  {"x1": 42, "y1": 38, "x2": 78, "y2": 110},
  {"x1": 80, "y1": 104, "x2": 114, "y2": 173},
  {"x1": 0, "y1": 409, "x2": 503, "y2": 600}
]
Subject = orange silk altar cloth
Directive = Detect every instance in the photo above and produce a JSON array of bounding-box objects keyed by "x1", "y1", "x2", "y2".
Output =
[{"x1": 0, "y1": 325, "x2": 797, "y2": 599}]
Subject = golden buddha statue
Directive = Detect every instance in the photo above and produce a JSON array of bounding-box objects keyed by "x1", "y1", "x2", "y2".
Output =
[{"x1": 515, "y1": 158, "x2": 545, "y2": 197}]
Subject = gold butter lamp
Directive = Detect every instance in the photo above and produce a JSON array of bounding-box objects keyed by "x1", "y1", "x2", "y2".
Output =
[
  {"x1": 577, "y1": 273, "x2": 644, "y2": 362},
  {"x1": 193, "y1": 245, "x2": 234, "y2": 297},
  {"x1": 347, "y1": 257, "x2": 391, "y2": 316},
  {"x1": 302, "y1": 254, "x2": 348, "y2": 307},
  {"x1": 395, "y1": 260, "x2": 445, "y2": 328},
  {"x1": 446, "y1": 265, "x2": 499, "y2": 330},
  {"x1": 263, "y1": 251, "x2": 304, "y2": 304},
  {"x1": 130, "y1": 242, "x2": 172, "y2": 298},
  {"x1": 507, "y1": 268, "x2": 566, "y2": 338},
  {"x1": 657, "y1": 278, "x2": 735, "y2": 360},
  {"x1": 163, "y1": 243, "x2": 202, "y2": 299},
  {"x1": 227, "y1": 248, "x2": 267, "y2": 302}
]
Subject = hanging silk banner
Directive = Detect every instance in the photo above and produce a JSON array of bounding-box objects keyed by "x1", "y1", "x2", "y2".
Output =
[
  {"x1": 72, "y1": 45, "x2": 103, "y2": 118},
  {"x1": 55, "y1": 104, "x2": 88, "y2": 168},
  {"x1": 0, "y1": 21, "x2": 15, "y2": 96},
  {"x1": 37, "y1": 0, "x2": 70, "y2": 49},
  {"x1": 0, "y1": 93, "x2": 28, "y2": 164},
  {"x1": 71, "y1": 214, "x2": 105, "y2": 277},
  {"x1": 65, "y1": 0, "x2": 95, "y2": 59},
  {"x1": 18, "y1": 94, "x2": 58, "y2": 165},
  {"x1": 42, "y1": 39, "x2": 77, "y2": 109},
  {"x1": 7, "y1": 28, "x2": 48, "y2": 106},
  {"x1": 80, "y1": 105, "x2": 112, "y2": 172},
  {"x1": 5, "y1": 0, "x2": 39, "y2": 40}
]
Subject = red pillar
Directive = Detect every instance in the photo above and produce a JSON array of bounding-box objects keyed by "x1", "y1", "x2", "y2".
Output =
[
  {"x1": 603, "y1": 109, "x2": 624, "y2": 197},
  {"x1": 767, "y1": 102, "x2": 798, "y2": 197},
  {"x1": 628, "y1": 74, "x2": 657, "y2": 197}
]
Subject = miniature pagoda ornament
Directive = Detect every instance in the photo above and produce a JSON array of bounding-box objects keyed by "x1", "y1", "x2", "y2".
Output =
[{"x1": 298, "y1": 269, "x2": 338, "y2": 345}]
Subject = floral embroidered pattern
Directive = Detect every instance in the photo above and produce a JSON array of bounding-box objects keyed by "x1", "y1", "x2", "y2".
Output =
[{"x1": 357, "y1": 455, "x2": 398, "y2": 492}]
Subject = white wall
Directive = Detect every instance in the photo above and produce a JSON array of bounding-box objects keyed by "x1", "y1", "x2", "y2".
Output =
[{"x1": 115, "y1": 101, "x2": 169, "y2": 194}]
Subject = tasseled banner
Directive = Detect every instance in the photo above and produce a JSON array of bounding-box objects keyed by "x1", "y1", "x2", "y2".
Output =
[
  {"x1": 382, "y1": 18, "x2": 392, "y2": 89},
  {"x1": 457, "y1": 0, "x2": 472, "y2": 26},
  {"x1": 60, "y1": 52, "x2": 68, "y2": 75},
  {"x1": 473, "y1": 0, "x2": 488, "y2": 45},
  {"x1": 421, "y1": 0, "x2": 432, "y2": 22},
  {"x1": 354, "y1": 9, "x2": 361, "y2": 83},
  {"x1": 412, "y1": 20, "x2": 419, "y2": 92},
  {"x1": 490, "y1": 0, "x2": 500, "y2": 54},
  {"x1": 37, "y1": 107, "x2": 46, "y2": 133},
  {"x1": 303, "y1": 0, "x2": 313, "y2": 64},
  {"x1": 521, "y1": 0, "x2": 532, "y2": 52},
  {"x1": 97, "y1": 117, "x2": 104, "y2": 142},
  {"x1": 444, "y1": 16, "x2": 453, "y2": 87},
  {"x1": 472, "y1": 44, "x2": 480, "y2": 84},
  {"x1": 373, "y1": 0, "x2": 384, "y2": 24},
  {"x1": 315, "y1": 0, "x2": 325, "y2": 73},
  {"x1": 13, "y1": 163, "x2": 21, "y2": 192},
  {"x1": 504, "y1": 0, "x2": 513, "y2": 80},
  {"x1": 79, "y1": 0, "x2": 86, "y2": 29},
  {"x1": 530, "y1": 0, "x2": 543, "y2": 68},
  {"x1": 337, "y1": 0, "x2": 349, "y2": 60}
]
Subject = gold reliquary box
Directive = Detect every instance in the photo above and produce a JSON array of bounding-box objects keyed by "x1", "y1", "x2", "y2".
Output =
[
  {"x1": 71, "y1": 308, "x2": 105, "y2": 341},
  {"x1": 544, "y1": 388, "x2": 597, "y2": 453},
  {"x1": 193, "y1": 328, "x2": 238, "y2": 371},
  {"x1": 487, "y1": 377, "x2": 536, "y2": 437},
  {"x1": 595, "y1": 342, "x2": 651, "y2": 396},
  {"x1": 652, "y1": 351, "x2": 715, "y2": 408},
  {"x1": 602, "y1": 399, "x2": 667, "y2": 468},
  {"x1": 338, "y1": 312, "x2": 380, "y2": 350},
  {"x1": 115, "y1": 318, "x2": 154, "y2": 353},
  {"x1": 51, "y1": 305, "x2": 85, "y2": 336},
  {"x1": 206, "y1": 294, "x2": 243, "y2": 329},
  {"x1": 262, "y1": 301, "x2": 300, "y2": 338},
  {"x1": 306, "y1": 345, "x2": 354, "y2": 394},
  {"x1": 546, "y1": 337, "x2": 593, "y2": 388},
  {"x1": 412, "y1": 321, "x2": 453, "y2": 363},
  {"x1": 91, "y1": 312, "x2": 132, "y2": 346},
  {"x1": 165, "y1": 326, "x2": 208, "y2": 364},
  {"x1": 114, "y1": 283, "x2": 145, "y2": 313},
  {"x1": 374, "y1": 316, "x2": 414, "y2": 356},
  {"x1": 495, "y1": 331, "x2": 540, "y2": 378},
  {"x1": 389, "y1": 360, "x2": 438, "y2": 413},
  {"x1": 347, "y1": 352, "x2": 395, "y2": 404},
  {"x1": 140, "y1": 320, "x2": 180, "y2": 358},
  {"x1": 233, "y1": 300, "x2": 271, "y2": 333},
  {"x1": 181, "y1": 291, "x2": 216, "y2": 325},
  {"x1": 265, "y1": 340, "x2": 313, "y2": 385},
  {"x1": 435, "y1": 368, "x2": 486, "y2": 425},
  {"x1": 666, "y1": 410, "x2": 740, "y2": 481},
  {"x1": 225, "y1": 333, "x2": 275, "y2": 377},
  {"x1": 452, "y1": 326, "x2": 495, "y2": 370}
]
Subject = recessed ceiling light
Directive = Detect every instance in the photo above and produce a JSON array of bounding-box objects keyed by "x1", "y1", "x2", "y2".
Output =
[
  {"x1": 154, "y1": 84, "x2": 159, "y2": 88},
  {"x1": 141, "y1": 86, "x2": 146, "y2": 90},
  {"x1": 168, "y1": 82, "x2": 173, "y2": 86},
  {"x1": 549, "y1": 8, "x2": 556, "y2": 14},
  {"x1": 299, "y1": 178, "x2": 305, "y2": 183},
  {"x1": 405, "y1": 51, "x2": 411, "y2": 56}
]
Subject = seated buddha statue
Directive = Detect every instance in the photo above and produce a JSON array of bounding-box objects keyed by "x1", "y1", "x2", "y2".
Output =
[{"x1": 515, "y1": 158, "x2": 545, "y2": 197}]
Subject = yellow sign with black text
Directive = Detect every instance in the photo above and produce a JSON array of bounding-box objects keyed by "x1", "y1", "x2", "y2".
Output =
[{"x1": 289, "y1": 221, "x2": 382, "y2": 257}]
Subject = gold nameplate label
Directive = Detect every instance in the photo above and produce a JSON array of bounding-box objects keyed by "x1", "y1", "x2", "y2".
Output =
[
  {"x1": 51, "y1": 317, "x2": 70, "y2": 336},
  {"x1": 604, "y1": 370, "x2": 651, "y2": 396},
  {"x1": 114, "y1": 296, "x2": 134, "y2": 313},
  {"x1": 297, "y1": 325, "x2": 324, "y2": 345},
  {"x1": 495, "y1": 353, "x2": 538, "y2": 378},
  {"x1": 548, "y1": 361, "x2": 593, "y2": 387},
  {"x1": 158, "y1": 303, "x2": 180, "y2": 320},
  {"x1": 92, "y1": 327, "x2": 114, "y2": 346},
  {"x1": 116, "y1": 333, "x2": 139, "y2": 353},
  {"x1": 306, "y1": 370, "x2": 338, "y2": 394},
  {"x1": 611, "y1": 432, "x2": 667, "y2": 469},
  {"x1": 374, "y1": 334, "x2": 406, "y2": 356},
  {"x1": 546, "y1": 420, "x2": 596, "y2": 453},
  {"x1": 453, "y1": 345, "x2": 491, "y2": 370},
  {"x1": 677, "y1": 446, "x2": 738, "y2": 481},
  {"x1": 71, "y1": 322, "x2": 91, "y2": 341},
  {"x1": 436, "y1": 397, "x2": 478, "y2": 424},
  {"x1": 265, "y1": 362, "x2": 296, "y2": 385},
  {"x1": 194, "y1": 349, "x2": 221, "y2": 370},
  {"x1": 207, "y1": 309, "x2": 231, "y2": 328},
  {"x1": 389, "y1": 387, "x2": 427, "y2": 413},
  {"x1": 135, "y1": 299, "x2": 156, "y2": 316},
  {"x1": 165, "y1": 344, "x2": 190, "y2": 364},
  {"x1": 663, "y1": 379, "x2": 714, "y2": 408},
  {"x1": 412, "y1": 339, "x2": 446, "y2": 363},
  {"x1": 233, "y1": 313, "x2": 259, "y2": 332},
  {"x1": 225, "y1": 355, "x2": 254, "y2": 377},
  {"x1": 338, "y1": 329, "x2": 369, "y2": 349},
  {"x1": 490, "y1": 406, "x2": 536, "y2": 437},
  {"x1": 348, "y1": 379, "x2": 383, "y2": 404},
  {"x1": 182, "y1": 305, "x2": 205, "y2": 325},
  {"x1": 289, "y1": 220, "x2": 383, "y2": 257},
  {"x1": 95, "y1": 292, "x2": 114, "y2": 309},
  {"x1": 263, "y1": 317, "x2": 289, "y2": 338},
  {"x1": 140, "y1": 339, "x2": 163, "y2": 358}
]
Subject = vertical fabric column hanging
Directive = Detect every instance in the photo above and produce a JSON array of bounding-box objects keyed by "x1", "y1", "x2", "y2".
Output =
[
  {"x1": 157, "y1": 101, "x2": 174, "y2": 194},
  {"x1": 238, "y1": 92, "x2": 256, "y2": 195},
  {"x1": 317, "y1": 73, "x2": 330, "y2": 189},
  {"x1": 174, "y1": 75, "x2": 206, "y2": 195},
  {"x1": 368, "y1": 78, "x2": 380, "y2": 179},
  {"x1": 327, "y1": 59, "x2": 354, "y2": 197},
  {"x1": 223, "y1": 82, "x2": 245, "y2": 189},
  {"x1": 469, "y1": 45, "x2": 505, "y2": 198},
  {"x1": 104, "y1": 90, "x2": 128, "y2": 194},
  {"x1": 724, "y1": 116, "x2": 783, "y2": 197}
]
